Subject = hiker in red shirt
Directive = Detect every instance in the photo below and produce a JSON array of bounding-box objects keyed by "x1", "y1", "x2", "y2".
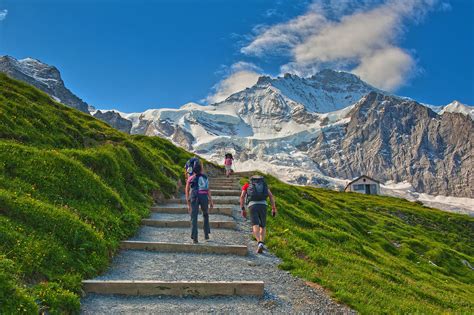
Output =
[{"x1": 240, "y1": 175, "x2": 277, "y2": 254}]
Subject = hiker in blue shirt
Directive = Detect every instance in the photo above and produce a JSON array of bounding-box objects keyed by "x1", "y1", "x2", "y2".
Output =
[{"x1": 185, "y1": 159, "x2": 214, "y2": 244}]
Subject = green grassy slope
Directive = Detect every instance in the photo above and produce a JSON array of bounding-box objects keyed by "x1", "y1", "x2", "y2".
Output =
[
  {"x1": 0, "y1": 73, "x2": 192, "y2": 313},
  {"x1": 262, "y1": 175, "x2": 474, "y2": 314}
]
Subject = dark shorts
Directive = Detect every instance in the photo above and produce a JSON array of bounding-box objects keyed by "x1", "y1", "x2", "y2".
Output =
[{"x1": 249, "y1": 204, "x2": 267, "y2": 228}]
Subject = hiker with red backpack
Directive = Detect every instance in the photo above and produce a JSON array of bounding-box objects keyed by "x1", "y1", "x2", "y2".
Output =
[
  {"x1": 185, "y1": 159, "x2": 214, "y2": 243},
  {"x1": 224, "y1": 153, "x2": 234, "y2": 177},
  {"x1": 240, "y1": 175, "x2": 277, "y2": 253}
]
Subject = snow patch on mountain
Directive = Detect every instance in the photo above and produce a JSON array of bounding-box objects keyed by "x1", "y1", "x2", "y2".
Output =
[
  {"x1": 16, "y1": 57, "x2": 60, "y2": 89},
  {"x1": 426, "y1": 100, "x2": 473, "y2": 119},
  {"x1": 381, "y1": 181, "x2": 474, "y2": 216}
]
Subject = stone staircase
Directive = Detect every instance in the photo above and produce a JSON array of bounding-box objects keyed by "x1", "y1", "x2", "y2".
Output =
[{"x1": 81, "y1": 174, "x2": 264, "y2": 298}]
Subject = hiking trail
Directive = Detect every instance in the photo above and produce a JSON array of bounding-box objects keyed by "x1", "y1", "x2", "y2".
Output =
[{"x1": 80, "y1": 174, "x2": 353, "y2": 313}]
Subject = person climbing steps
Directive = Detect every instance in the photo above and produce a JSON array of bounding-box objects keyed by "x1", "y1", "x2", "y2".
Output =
[
  {"x1": 224, "y1": 153, "x2": 234, "y2": 178},
  {"x1": 240, "y1": 175, "x2": 277, "y2": 253},
  {"x1": 185, "y1": 159, "x2": 214, "y2": 243}
]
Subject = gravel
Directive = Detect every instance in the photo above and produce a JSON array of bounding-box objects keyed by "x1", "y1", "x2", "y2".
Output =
[{"x1": 81, "y1": 196, "x2": 354, "y2": 314}]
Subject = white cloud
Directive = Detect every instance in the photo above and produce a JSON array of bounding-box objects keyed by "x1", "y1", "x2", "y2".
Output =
[
  {"x1": 352, "y1": 46, "x2": 415, "y2": 90},
  {"x1": 241, "y1": 0, "x2": 440, "y2": 91},
  {"x1": 241, "y1": 11, "x2": 328, "y2": 57},
  {"x1": 205, "y1": 62, "x2": 263, "y2": 104},
  {"x1": 0, "y1": 9, "x2": 8, "y2": 21}
]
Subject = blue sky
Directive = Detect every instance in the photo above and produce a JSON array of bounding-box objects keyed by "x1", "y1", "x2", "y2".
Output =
[{"x1": 0, "y1": 0, "x2": 472, "y2": 112}]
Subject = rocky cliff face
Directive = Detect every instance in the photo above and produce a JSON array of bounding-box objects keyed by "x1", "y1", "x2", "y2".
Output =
[
  {"x1": 302, "y1": 92, "x2": 473, "y2": 197},
  {"x1": 92, "y1": 110, "x2": 132, "y2": 134},
  {"x1": 0, "y1": 56, "x2": 90, "y2": 113}
]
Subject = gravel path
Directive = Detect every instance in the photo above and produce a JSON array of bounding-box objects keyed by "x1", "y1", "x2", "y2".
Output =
[{"x1": 81, "y1": 183, "x2": 354, "y2": 314}]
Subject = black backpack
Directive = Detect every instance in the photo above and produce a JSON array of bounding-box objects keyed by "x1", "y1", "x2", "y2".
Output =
[{"x1": 246, "y1": 176, "x2": 268, "y2": 203}]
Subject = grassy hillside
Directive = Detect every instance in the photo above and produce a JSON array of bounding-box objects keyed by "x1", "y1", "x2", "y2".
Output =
[
  {"x1": 0, "y1": 73, "x2": 192, "y2": 313},
  {"x1": 261, "y1": 175, "x2": 474, "y2": 314}
]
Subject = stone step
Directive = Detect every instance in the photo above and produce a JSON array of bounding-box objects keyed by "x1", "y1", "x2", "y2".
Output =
[
  {"x1": 151, "y1": 206, "x2": 233, "y2": 216},
  {"x1": 208, "y1": 179, "x2": 240, "y2": 183},
  {"x1": 149, "y1": 212, "x2": 234, "y2": 221},
  {"x1": 129, "y1": 226, "x2": 246, "y2": 246},
  {"x1": 209, "y1": 187, "x2": 239, "y2": 191},
  {"x1": 166, "y1": 197, "x2": 240, "y2": 205},
  {"x1": 210, "y1": 190, "x2": 241, "y2": 196},
  {"x1": 142, "y1": 219, "x2": 236, "y2": 229},
  {"x1": 120, "y1": 241, "x2": 248, "y2": 256},
  {"x1": 82, "y1": 280, "x2": 264, "y2": 297},
  {"x1": 209, "y1": 183, "x2": 239, "y2": 187}
]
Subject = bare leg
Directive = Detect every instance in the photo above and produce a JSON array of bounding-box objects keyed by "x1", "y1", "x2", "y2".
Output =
[
  {"x1": 260, "y1": 227, "x2": 266, "y2": 243},
  {"x1": 252, "y1": 225, "x2": 261, "y2": 242}
]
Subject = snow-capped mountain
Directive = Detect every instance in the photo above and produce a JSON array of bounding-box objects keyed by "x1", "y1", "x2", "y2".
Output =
[
  {"x1": 0, "y1": 55, "x2": 90, "y2": 113},
  {"x1": 112, "y1": 71, "x2": 472, "y2": 199},
  {"x1": 2, "y1": 56, "x2": 472, "y2": 202},
  {"x1": 429, "y1": 100, "x2": 474, "y2": 119}
]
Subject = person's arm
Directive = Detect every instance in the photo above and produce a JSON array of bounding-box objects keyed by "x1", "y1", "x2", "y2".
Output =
[
  {"x1": 240, "y1": 190, "x2": 247, "y2": 218},
  {"x1": 268, "y1": 189, "x2": 277, "y2": 217},
  {"x1": 208, "y1": 190, "x2": 214, "y2": 209},
  {"x1": 185, "y1": 179, "x2": 191, "y2": 214}
]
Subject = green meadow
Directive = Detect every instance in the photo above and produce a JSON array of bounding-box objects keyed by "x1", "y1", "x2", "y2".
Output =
[{"x1": 263, "y1": 175, "x2": 473, "y2": 314}]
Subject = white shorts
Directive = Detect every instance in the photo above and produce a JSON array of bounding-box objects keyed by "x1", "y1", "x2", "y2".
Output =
[{"x1": 225, "y1": 165, "x2": 232, "y2": 171}]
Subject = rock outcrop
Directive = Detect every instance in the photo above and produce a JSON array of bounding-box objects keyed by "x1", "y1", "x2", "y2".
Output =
[
  {"x1": 92, "y1": 110, "x2": 133, "y2": 134},
  {"x1": 0, "y1": 56, "x2": 90, "y2": 113}
]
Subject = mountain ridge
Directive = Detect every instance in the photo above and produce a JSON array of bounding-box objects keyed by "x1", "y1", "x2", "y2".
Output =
[
  {"x1": 0, "y1": 55, "x2": 90, "y2": 113},
  {"x1": 0, "y1": 56, "x2": 472, "y2": 200}
]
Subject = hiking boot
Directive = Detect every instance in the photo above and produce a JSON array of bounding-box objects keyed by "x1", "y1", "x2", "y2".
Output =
[
  {"x1": 205, "y1": 235, "x2": 210, "y2": 240},
  {"x1": 193, "y1": 238, "x2": 198, "y2": 244},
  {"x1": 257, "y1": 242, "x2": 264, "y2": 254}
]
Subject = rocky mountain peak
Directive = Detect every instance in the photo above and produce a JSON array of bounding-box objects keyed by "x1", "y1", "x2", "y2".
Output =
[
  {"x1": 220, "y1": 70, "x2": 380, "y2": 114},
  {"x1": 0, "y1": 55, "x2": 89, "y2": 113},
  {"x1": 442, "y1": 100, "x2": 473, "y2": 119}
]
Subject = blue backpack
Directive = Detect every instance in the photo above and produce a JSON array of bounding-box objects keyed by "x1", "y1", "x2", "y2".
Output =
[{"x1": 190, "y1": 174, "x2": 209, "y2": 193}]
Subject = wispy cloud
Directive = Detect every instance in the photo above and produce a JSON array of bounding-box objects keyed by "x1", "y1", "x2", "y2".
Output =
[
  {"x1": 0, "y1": 9, "x2": 8, "y2": 21},
  {"x1": 205, "y1": 62, "x2": 263, "y2": 104},
  {"x1": 240, "y1": 0, "x2": 442, "y2": 91},
  {"x1": 241, "y1": 11, "x2": 327, "y2": 57}
]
